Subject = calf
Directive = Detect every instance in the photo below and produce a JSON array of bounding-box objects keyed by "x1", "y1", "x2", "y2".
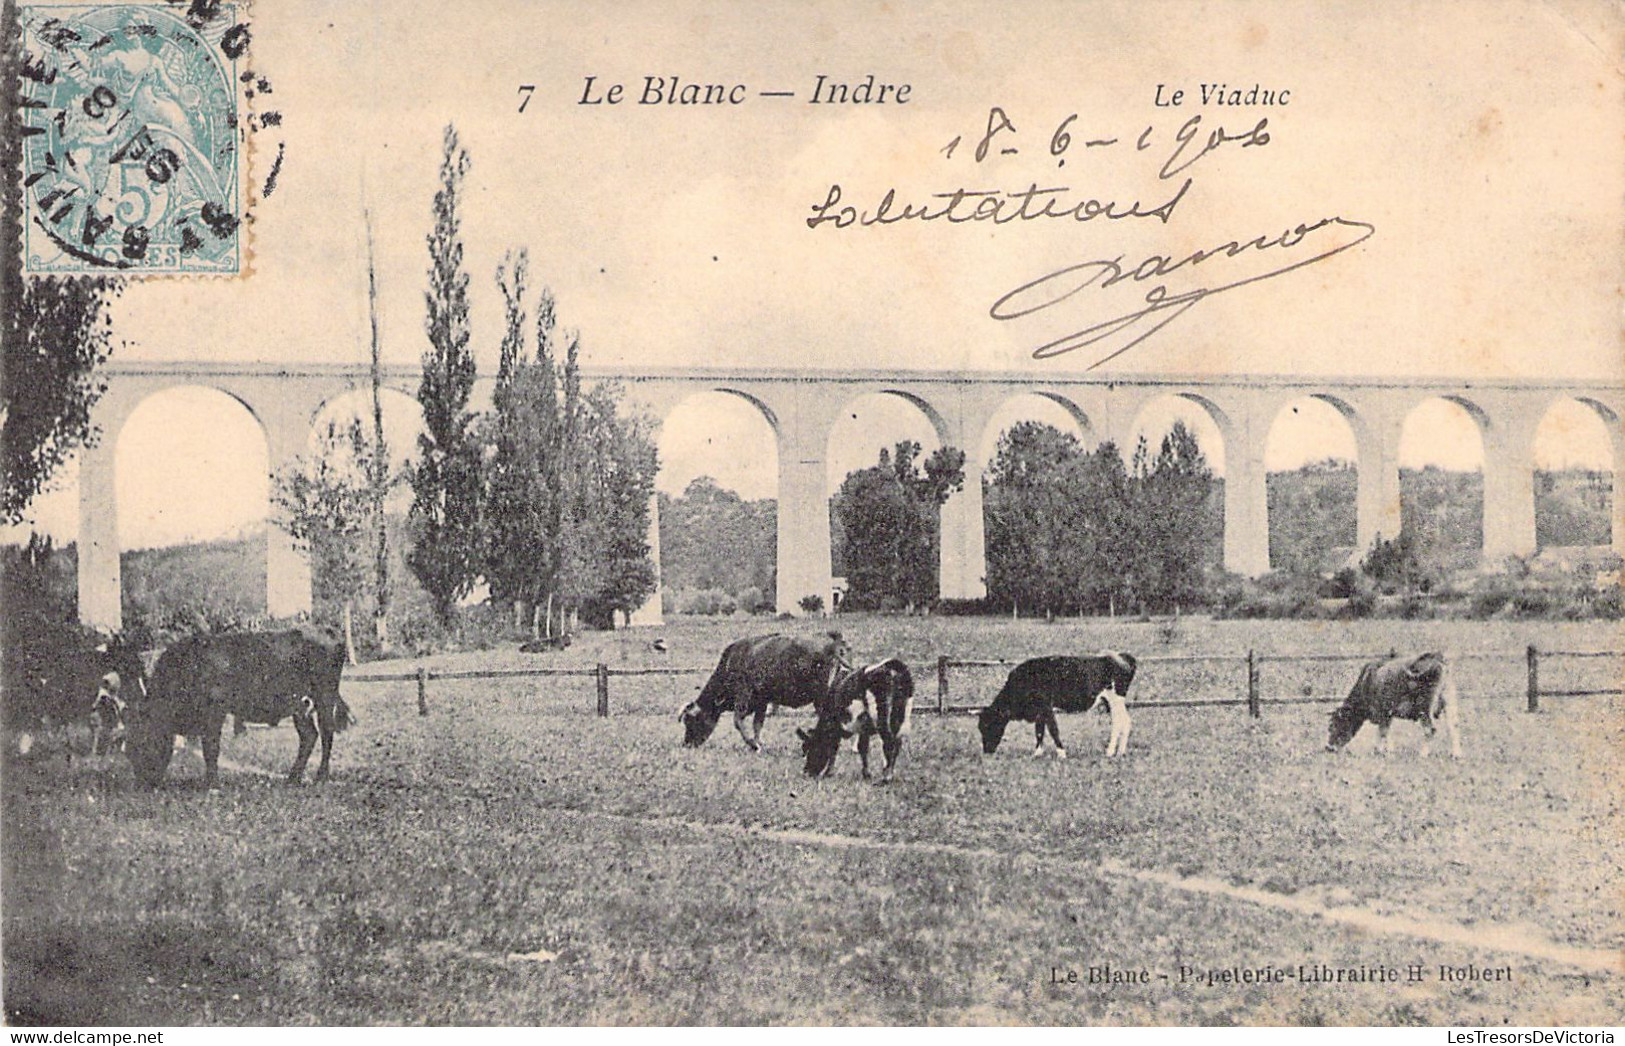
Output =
[
  {"x1": 977, "y1": 652, "x2": 1138, "y2": 758},
  {"x1": 1327, "y1": 651, "x2": 1461, "y2": 758},
  {"x1": 798, "y1": 658, "x2": 915, "y2": 782}
]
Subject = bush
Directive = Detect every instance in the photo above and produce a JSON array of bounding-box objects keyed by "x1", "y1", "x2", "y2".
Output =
[
  {"x1": 734, "y1": 586, "x2": 772, "y2": 615},
  {"x1": 1321, "y1": 566, "x2": 1361, "y2": 600},
  {"x1": 935, "y1": 597, "x2": 997, "y2": 617},
  {"x1": 1396, "y1": 595, "x2": 1433, "y2": 620},
  {"x1": 676, "y1": 588, "x2": 737, "y2": 616},
  {"x1": 1469, "y1": 587, "x2": 1513, "y2": 619},
  {"x1": 798, "y1": 594, "x2": 825, "y2": 615},
  {"x1": 1215, "y1": 573, "x2": 1324, "y2": 620},
  {"x1": 1510, "y1": 590, "x2": 1554, "y2": 617},
  {"x1": 1337, "y1": 588, "x2": 1378, "y2": 619}
]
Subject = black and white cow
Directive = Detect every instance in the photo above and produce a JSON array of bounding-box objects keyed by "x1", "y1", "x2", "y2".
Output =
[
  {"x1": 977, "y1": 652, "x2": 1138, "y2": 758},
  {"x1": 1326, "y1": 651, "x2": 1461, "y2": 758},
  {"x1": 798, "y1": 658, "x2": 915, "y2": 782}
]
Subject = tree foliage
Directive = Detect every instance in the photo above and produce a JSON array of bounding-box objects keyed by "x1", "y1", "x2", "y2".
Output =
[
  {"x1": 409, "y1": 124, "x2": 483, "y2": 621},
  {"x1": 658, "y1": 476, "x2": 776, "y2": 605},
  {"x1": 1, "y1": 0, "x2": 122, "y2": 524},
  {"x1": 832, "y1": 441, "x2": 965, "y2": 609},
  {"x1": 480, "y1": 257, "x2": 659, "y2": 631},
  {"x1": 984, "y1": 423, "x2": 1134, "y2": 616},
  {"x1": 983, "y1": 420, "x2": 1215, "y2": 615},
  {"x1": 271, "y1": 419, "x2": 394, "y2": 654},
  {"x1": 1133, "y1": 421, "x2": 1215, "y2": 611}
]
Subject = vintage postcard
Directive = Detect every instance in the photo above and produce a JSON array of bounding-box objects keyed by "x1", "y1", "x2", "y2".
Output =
[{"x1": 2, "y1": 0, "x2": 1622, "y2": 1031}]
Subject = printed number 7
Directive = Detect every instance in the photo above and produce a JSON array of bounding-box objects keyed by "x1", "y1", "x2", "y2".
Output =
[{"x1": 517, "y1": 84, "x2": 536, "y2": 113}]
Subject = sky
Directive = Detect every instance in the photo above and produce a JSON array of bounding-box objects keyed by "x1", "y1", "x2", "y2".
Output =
[{"x1": 9, "y1": 0, "x2": 1622, "y2": 547}]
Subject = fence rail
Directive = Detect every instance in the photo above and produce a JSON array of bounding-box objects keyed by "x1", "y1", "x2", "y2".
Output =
[{"x1": 345, "y1": 645, "x2": 1621, "y2": 719}]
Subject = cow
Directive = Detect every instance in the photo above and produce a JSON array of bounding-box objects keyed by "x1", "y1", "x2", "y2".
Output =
[
  {"x1": 125, "y1": 628, "x2": 350, "y2": 788},
  {"x1": 2, "y1": 617, "x2": 150, "y2": 760},
  {"x1": 977, "y1": 652, "x2": 1138, "y2": 759},
  {"x1": 798, "y1": 658, "x2": 915, "y2": 782},
  {"x1": 679, "y1": 632, "x2": 850, "y2": 750},
  {"x1": 1326, "y1": 651, "x2": 1461, "y2": 758}
]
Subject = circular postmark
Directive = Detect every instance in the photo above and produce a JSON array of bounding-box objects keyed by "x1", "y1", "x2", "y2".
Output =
[{"x1": 18, "y1": 2, "x2": 246, "y2": 274}]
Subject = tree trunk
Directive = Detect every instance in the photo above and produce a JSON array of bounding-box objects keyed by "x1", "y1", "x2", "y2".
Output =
[
  {"x1": 365, "y1": 208, "x2": 392, "y2": 654},
  {"x1": 342, "y1": 602, "x2": 358, "y2": 666}
]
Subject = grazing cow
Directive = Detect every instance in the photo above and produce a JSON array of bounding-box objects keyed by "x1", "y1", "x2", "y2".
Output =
[
  {"x1": 977, "y1": 652, "x2": 1138, "y2": 758},
  {"x1": 125, "y1": 628, "x2": 350, "y2": 788},
  {"x1": 1327, "y1": 651, "x2": 1461, "y2": 758},
  {"x1": 798, "y1": 658, "x2": 915, "y2": 782},
  {"x1": 680, "y1": 632, "x2": 850, "y2": 750}
]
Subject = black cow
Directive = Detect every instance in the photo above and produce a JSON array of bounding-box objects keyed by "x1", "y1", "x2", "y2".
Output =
[
  {"x1": 125, "y1": 628, "x2": 350, "y2": 788},
  {"x1": 798, "y1": 658, "x2": 915, "y2": 782},
  {"x1": 1327, "y1": 651, "x2": 1461, "y2": 758},
  {"x1": 680, "y1": 632, "x2": 850, "y2": 750},
  {"x1": 977, "y1": 652, "x2": 1138, "y2": 758}
]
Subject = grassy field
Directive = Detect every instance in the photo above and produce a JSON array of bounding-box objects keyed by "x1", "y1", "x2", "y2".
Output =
[{"x1": 4, "y1": 615, "x2": 1622, "y2": 1025}]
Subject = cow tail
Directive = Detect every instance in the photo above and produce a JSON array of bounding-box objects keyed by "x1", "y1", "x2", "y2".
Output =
[{"x1": 333, "y1": 695, "x2": 353, "y2": 732}]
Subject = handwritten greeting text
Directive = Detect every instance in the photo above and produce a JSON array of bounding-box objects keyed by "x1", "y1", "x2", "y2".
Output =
[{"x1": 805, "y1": 103, "x2": 1376, "y2": 369}]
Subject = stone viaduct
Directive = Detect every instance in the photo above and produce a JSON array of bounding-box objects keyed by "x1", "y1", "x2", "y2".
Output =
[{"x1": 74, "y1": 360, "x2": 1623, "y2": 629}]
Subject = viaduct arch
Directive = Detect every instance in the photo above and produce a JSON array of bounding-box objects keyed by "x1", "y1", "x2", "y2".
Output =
[{"x1": 74, "y1": 361, "x2": 1624, "y2": 629}]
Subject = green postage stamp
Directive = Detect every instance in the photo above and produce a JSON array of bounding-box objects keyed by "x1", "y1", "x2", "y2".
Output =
[{"x1": 16, "y1": 0, "x2": 248, "y2": 276}]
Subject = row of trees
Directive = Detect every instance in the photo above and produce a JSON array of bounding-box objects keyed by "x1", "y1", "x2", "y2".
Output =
[
  {"x1": 275, "y1": 126, "x2": 658, "y2": 648},
  {"x1": 723, "y1": 421, "x2": 1212, "y2": 618}
]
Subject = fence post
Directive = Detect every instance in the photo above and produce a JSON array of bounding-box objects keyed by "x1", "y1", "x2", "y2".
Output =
[
  {"x1": 416, "y1": 665, "x2": 429, "y2": 717},
  {"x1": 596, "y1": 663, "x2": 610, "y2": 718},
  {"x1": 937, "y1": 656, "x2": 949, "y2": 715},
  {"x1": 1526, "y1": 645, "x2": 1539, "y2": 713},
  {"x1": 1246, "y1": 650, "x2": 1260, "y2": 719}
]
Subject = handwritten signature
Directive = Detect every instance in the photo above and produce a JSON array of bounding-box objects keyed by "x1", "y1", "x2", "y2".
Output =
[{"x1": 990, "y1": 215, "x2": 1376, "y2": 368}]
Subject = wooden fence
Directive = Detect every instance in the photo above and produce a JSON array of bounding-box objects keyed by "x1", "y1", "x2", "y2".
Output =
[{"x1": 345, "y1": 645, "x2": 1620, "y2": 718}]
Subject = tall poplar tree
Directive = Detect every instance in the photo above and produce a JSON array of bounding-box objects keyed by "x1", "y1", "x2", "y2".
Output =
[{"x1": 409, "y1": 125, "x2": 483, "y2": 622}]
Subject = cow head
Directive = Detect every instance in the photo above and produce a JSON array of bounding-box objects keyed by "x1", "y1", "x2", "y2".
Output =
[
  {"x1": 678, "y1": 701, "x2": 720, "y2": 747},
  {"x1": 798, "y1": 717, "x2": 850, "y2": 777},
  {"x1": 1104, "y1": 651, "x2": 1138, "y2": 696},
  {"x1": 977, "y1": 705, "x2": 1011, "y2": 754},
  {"x1": 1325, "y1": 703, "x2": 1364, "y2": 751}
]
